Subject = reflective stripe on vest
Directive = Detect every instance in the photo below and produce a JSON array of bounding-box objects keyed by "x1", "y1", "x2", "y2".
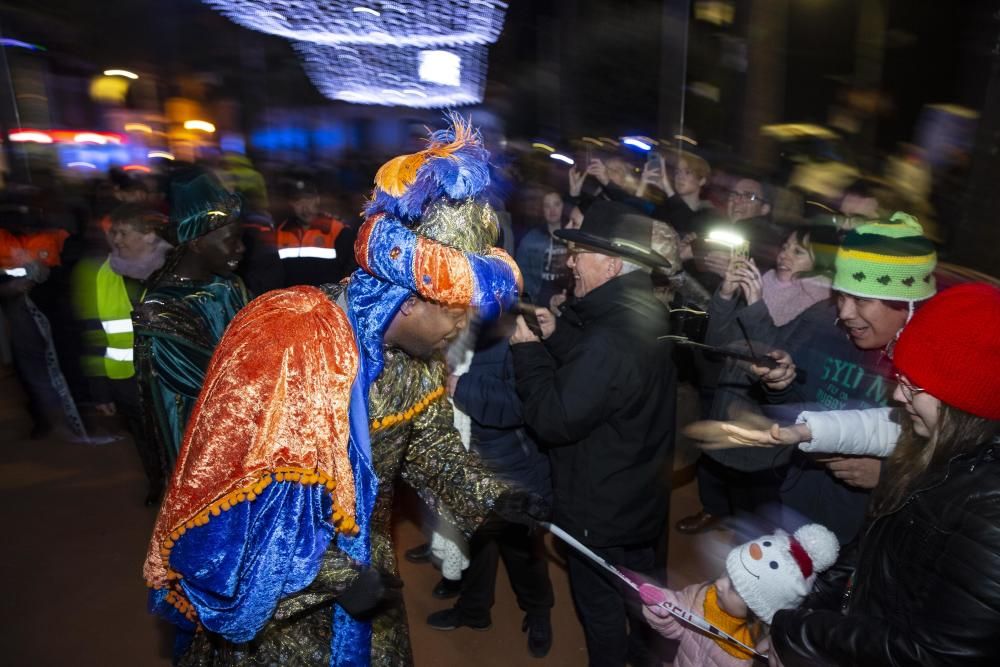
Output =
[
  {"x1": 277, "y1": 246, "x2": 338, "y2": 260},
  {"x1": 101, "y1": 318, "x2": 133, "y2": 334},
  {"x1": 95, "y1": 259, "x2": 135, "y2": 379},
  {"x1": 276, "y1": 217, "x2": 345, "y2": 263},
  {"x1": 105, "y1": 347, "x2": 134, "y2": 362}
]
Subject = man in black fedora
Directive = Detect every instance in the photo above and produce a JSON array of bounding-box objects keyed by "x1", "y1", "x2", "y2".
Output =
[{"x1": 510, "y1": 200, "x2": 677, "y2": 666}]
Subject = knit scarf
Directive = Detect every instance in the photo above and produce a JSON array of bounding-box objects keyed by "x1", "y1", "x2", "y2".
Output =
[
  {"x1": 703, "y1": 585, "x2": 755, "y2": 661},
  {"x1": 760, "y1": 270, "x2": 832, "y2": 326}
]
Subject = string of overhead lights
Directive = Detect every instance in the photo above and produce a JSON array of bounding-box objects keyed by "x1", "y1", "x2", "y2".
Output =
[
  {"x1": 200, "y1": 1, "x2": 508, "y2": 107},
  {"x1": 201, "y1": 1, "x2": 507, "y2": 46},
  {"x1": 294, "y1": 41, "x2": 489, "y2": 108}
]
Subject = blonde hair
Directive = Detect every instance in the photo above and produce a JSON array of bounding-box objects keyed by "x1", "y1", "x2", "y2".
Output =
[{"x1": 678, "y1": 153, "x2": 710, "y2": 181}]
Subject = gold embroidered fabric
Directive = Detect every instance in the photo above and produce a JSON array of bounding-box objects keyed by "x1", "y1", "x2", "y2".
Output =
[{"x1": 179, "y1": 306, "x2": 509, "y2": 666}]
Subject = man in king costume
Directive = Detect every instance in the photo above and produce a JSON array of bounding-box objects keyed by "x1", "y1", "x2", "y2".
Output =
[{"x1": 144, "y1": 119, "x2": 542, "y2": 666}]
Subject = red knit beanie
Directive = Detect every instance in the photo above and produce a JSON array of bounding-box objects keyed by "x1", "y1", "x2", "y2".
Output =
[{"x1": 893, "y1": 283, "x2": 1000, "y2": 420}]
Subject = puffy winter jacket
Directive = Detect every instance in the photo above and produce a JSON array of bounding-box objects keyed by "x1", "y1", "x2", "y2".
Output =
[{"x1": 770, "y1": 439, "x2": 1000, "y2": 666}]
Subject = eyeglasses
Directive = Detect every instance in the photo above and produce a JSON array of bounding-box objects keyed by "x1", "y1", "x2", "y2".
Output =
[
  {"x1": 894, "y1": 372, "x2": 925, "y2": 400},
  {"x1": 565, "y1": 242, "x2": 595, "y2": 257},
  {"x1": 728, "y1": 190, "x2": 766, "y2": 203}
]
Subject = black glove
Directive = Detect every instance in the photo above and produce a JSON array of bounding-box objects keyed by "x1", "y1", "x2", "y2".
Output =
[
  {"x1": 337, "y1": 567, "x2": 404, "y2": 618},
  {"x1": 493, "y1": 489, "x2": 551, "y2": 528}
]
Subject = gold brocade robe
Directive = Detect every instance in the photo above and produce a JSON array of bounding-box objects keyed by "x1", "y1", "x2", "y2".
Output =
[{"x1": 180, "y1": 328, "x2": 507, "y2": 666}]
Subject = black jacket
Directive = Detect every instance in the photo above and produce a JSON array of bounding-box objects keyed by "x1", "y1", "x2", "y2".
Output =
[
  {"x1": 770, "y1": 439, "x2": 1000, "y2": 666},
  {"x1": 512, "y1": 271, "x2": 676, "y2": 547},
  {"x1": 452, "y1": 336, "x2": 552, "y2": 502}
]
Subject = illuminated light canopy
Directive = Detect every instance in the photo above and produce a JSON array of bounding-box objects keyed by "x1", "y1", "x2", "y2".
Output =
[
  {"x1": 10, "y1": 130, "x2": 53, "y2": 143},
  {"x1": 418, "y1": 50, "x2": 461, "y2": 86},
  {"x1": 67, "y1": 161, "x2": 97, "y2": 169},
  {"x1": 103, "y1": 69, "x2": 139, "y2": 79},
  {"x1": 125, "y1": 123, "x2": 153, "y2": 134},
  {"x1": 123, "y1": 164, "x2": 152, "y2": 173},
  {"x1": 531, "y1": 142, "x2": 555, "y2": 153},
  {"x1": 203, "y1": 1, "x2": 507, "y2": 107},
  {"x1": 295, "y1": 42, "x2": 488, "y2": 107},
  {"x1": 184, "y1": 120, "x2": 217, "y2": 133},
  {"x1": 147, "y1": 150, "x2": 175, "y2": 160},
  {"x1": 549, "y1": 153, "x2": 575, "y2": 165},
  {"x1": 201, "y1": 0, "x2": 507, "y2": 46}
]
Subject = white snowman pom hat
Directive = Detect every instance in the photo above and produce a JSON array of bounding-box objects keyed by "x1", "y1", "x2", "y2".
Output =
[{"x1": 725, "y1": 523, "x2": 839, "y2": 624}]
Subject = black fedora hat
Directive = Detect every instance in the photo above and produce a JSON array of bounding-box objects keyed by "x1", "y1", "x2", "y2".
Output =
[{"x1": 554, "y1": 200, "x2": 671, "y2": 270}]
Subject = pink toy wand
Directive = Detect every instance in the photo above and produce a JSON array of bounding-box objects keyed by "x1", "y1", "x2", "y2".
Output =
[{"x1": 542, "y1": 522, "x2": 768, "y2": 661}]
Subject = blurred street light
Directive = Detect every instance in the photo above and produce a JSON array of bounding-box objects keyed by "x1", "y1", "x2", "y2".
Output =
[
  {"x1": 103, "y1": 69, "x2": 139, "y2": 79},
  {"x1": 622, "y1": 137, "x2": 653, "y2": 151},
  {"x1": 183, "y1": 120, "x2": 216, "y2": 133}
]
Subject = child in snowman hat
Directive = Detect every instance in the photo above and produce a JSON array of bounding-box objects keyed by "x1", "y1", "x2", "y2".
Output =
[{"x1": 640, "y1": 523, "x2": 838, "y2": 665}]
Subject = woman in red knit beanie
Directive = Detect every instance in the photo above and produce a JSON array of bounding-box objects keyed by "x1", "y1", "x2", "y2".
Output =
[{"x1": 765, "y1": 283, "x2": 1000, "y2": 666}]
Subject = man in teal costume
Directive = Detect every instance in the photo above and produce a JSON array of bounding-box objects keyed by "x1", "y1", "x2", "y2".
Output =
[{"x1": 133, "y1": 170, "x2": 250, "y2": 475}]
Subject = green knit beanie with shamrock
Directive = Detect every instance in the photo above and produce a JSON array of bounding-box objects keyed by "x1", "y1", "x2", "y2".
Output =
[{"x1": 833, "y1": 212, "x2": 937, "y2": 302}]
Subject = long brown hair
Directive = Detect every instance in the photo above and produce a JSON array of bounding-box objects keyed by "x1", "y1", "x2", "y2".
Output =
[{"x1": 871, "y1": 403, "x2": 1000, "y2": 515}]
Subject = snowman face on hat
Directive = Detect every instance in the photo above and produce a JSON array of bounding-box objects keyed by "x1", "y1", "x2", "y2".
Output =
[
  {"x1": 732, "y1": 536, "x2": 798, "y2": 583},
  {"x1": 726, "y1": 523, "x2": 839, "y2": 624},
  {"x1": 726, "y1": 530, "x2": 810, "y2": 624}
]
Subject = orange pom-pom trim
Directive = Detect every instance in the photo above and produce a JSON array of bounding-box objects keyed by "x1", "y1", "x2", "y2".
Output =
[
  {"x1": 148, "y1": 466, "x2": 359, "y2": 625},
  {"x1": 369, "y1": 385, "x2": 445, "y2": 433}
]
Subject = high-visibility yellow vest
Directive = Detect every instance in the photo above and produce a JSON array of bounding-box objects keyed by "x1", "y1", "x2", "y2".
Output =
[{"x1": 94, "y1": 259, "x2": 135, "y2": 379}]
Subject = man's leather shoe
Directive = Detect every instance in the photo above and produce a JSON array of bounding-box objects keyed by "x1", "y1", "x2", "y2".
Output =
[
  {"x1": 427, "y1": 607, "x2": 491, "y2": 631},
  {"x1": 432, "y1": 577, "x2": 462, "y2": 599},
  {"x1": 404, "y1": 542, "x2": 432, "y2": 563},
  {"x1": 675, "y1": 510, "x2": 720, "y2": 534},
  {"x1": 523, "y1": 614, "x2": 552, "y2": 658}
]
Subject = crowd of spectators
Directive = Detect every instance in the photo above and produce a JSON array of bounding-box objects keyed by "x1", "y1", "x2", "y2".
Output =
[{"x1": 2, "y1": 131, "x2": 999, "y2": 666}]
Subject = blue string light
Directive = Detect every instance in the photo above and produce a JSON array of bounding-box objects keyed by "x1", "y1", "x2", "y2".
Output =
[
  {"x1": 201, "y1": 1, "x2": 507, "y2": 46},
  {"x1": 295, "y1": 42, "x2": 488, "y2": 107},
  {"x1": 202, "y1": 0, "x2": 507, "y2": 107}
]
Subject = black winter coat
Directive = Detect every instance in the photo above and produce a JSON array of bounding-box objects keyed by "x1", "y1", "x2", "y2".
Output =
[
  {"x1": 512, "y1": 271, "x2": 676, "y2": 547},
  {"x1": 770, "y1": 439, "x2": 1000, "y2": 666},
  {"x1": 452, "y1": 336, "x2": 551, "y2": 502}
]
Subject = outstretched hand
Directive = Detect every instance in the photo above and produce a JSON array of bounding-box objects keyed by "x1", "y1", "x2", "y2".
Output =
[{"x1": 721, "y1": 421, "x2": 812, "y2": 447}]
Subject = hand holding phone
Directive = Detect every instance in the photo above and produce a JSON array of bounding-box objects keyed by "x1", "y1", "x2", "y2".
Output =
[{"x1": 516, "y1": 302, "x2": 544, "y2": 339}]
